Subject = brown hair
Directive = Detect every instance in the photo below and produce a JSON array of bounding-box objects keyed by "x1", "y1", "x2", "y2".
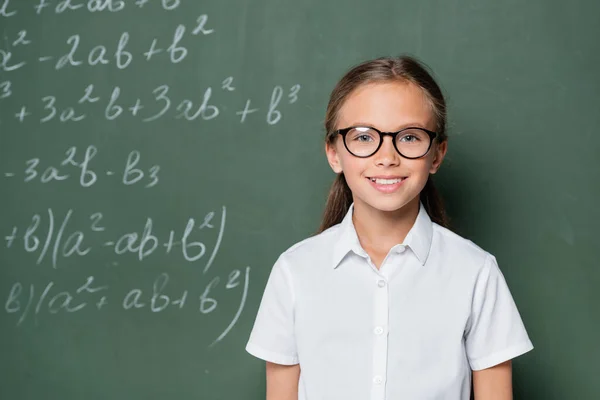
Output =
[{"x1": 318, "y1": 55, "x2": 450, "y2": 233}]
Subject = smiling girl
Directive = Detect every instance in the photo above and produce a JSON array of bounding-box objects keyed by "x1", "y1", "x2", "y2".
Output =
[{"x1": 246, "y1": 55, "x2": 533, "y2": 400}]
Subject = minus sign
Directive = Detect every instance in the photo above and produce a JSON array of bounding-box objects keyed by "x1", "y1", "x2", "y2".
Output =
[
  {"x1": 106, "y1": 171, "x2": 114, "y2": 175},
  {"x1": 4, "y1": 173, "x2": 15, "y2": 177},
  {"x1": 103, "y1": 242, "x2": 114, "y2": 246},
  {"x1": 39, "y1": 56, "x2": 53, "y2": 62}
]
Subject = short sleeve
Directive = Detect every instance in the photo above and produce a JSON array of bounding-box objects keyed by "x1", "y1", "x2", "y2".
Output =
[
  {"x1": 465, "y1": 254, "x2": 534, "y2": 370},
  {"x1": 245, "y1": 255, "x2": 299, "y2": 365}
]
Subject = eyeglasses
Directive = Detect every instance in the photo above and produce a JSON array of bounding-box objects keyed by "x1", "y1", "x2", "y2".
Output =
[{"x1": 335, "y1": 126, "x2": 438, "y2": 159}]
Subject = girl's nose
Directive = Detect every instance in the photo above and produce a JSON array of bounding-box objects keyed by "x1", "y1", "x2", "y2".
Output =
[{"x1": 374, "y1": 136, "x2": 400, "y2": 166}]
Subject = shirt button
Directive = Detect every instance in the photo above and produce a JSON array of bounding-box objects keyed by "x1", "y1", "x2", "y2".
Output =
[
  {"x1": 373, "y1": 375, "x2": 383, "y2": 385},
  {"x1": 374, "y1": 326, "x2": 384, "y2": 335},
  {"x1": 396, "y1": 245, "x2": 406, "y2": 253},
  {"x1": 377, "y1": 279, "x2": 386, "y2": 288}
]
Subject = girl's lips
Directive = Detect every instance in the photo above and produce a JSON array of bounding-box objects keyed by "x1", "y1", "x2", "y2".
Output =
[{"x1": 366, "y1": 177, "x2": 407, "y2": 193}]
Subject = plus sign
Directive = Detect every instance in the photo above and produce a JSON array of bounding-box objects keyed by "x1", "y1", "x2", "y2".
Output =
[
  {"x1": 15, "y1": 106, "x2": 30, "y2": 122},
  {"x1": 5, "y1": 226, "x2": 17, "y2": 248},
  {"x1": 96, "y1": 296, "x2": 108, "y2": 310},
  {"x1": 236, "y1": 99, "x2": 259, "y2": 123},
  {"x1": 34, "y1": 0, "x2": 51, "y2": 14},
  {"x1": 144, "y1": 39, "x2": 162, "y2": 61},
  {"x1": 129, "y1": 99, "x2": 144, "y2": 116}
]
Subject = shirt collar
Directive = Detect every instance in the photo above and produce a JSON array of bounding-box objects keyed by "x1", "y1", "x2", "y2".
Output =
[{"x1": 331, "y1": 202, "x2": 433, "y2": 268}]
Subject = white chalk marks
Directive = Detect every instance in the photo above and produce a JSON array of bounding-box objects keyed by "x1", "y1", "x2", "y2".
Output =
[{"x1": 1, "y1": 0, "x2": 293, "y2": 350}]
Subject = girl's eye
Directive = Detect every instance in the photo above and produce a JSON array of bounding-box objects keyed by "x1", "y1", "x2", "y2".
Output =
[
  {"x1": 399, "y1": 134, "x2": 419, "y2": 142},
  {"x1": 398, "y1": 129, "x2": 427, "y2": 143},
  {"x1": 349, "y1": 128, "x2": 377, "y2": 142},
  {"x1": 348, "y1": 126, "x2": 377, "y2": 143},
  {"x1": 356, "y1": 134, "x2": 374, "y2": 142}
]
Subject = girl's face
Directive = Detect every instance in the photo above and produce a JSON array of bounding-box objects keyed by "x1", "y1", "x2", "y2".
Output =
[{"x1": 326, "y1": 81, "x2": 447, "y2": 215}]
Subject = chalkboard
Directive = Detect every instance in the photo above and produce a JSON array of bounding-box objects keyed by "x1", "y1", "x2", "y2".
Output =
[{"x1": 1, "y1": 0, "x2": 598, "y2": 399}]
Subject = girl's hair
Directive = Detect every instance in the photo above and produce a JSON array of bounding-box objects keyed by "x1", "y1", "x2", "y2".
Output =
[{"x1": 318, "y1": 55, "x2": 450, "y2": 233}]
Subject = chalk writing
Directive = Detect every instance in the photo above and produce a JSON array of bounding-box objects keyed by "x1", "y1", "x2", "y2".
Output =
[
  {"x1": 4, "y1": 207, "x2": 226, "y2": 269},
  {"x1": 1, "y1": 0, "x2": 297, "y2": 353},
  {"x1": 0, "y1": 80, "x2": 11, "y2": 98},
  {"x1": 0, "y1": 48, "x2": 26, "y2": 72},
  {"x1": 5, "y1": 265, "x2": 250, "y2": 347},
  {"x1": 2, "y1": 82, "x2": 300, "y2": 125},
  {"x1": 3, "y1": 146, "x2": 159, "y2": 187},
  {"x1": 30, "y1": 0, "x2": 183, "y2": 14},
  {"x1": 0, "y1": 0, "x2": 17, "y2": 17},
  {"x1": 1, "y1": 15, "x2": 214, "y2": 71}
]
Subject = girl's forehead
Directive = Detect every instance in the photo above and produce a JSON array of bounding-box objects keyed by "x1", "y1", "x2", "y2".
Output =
[{"x1": 337, "y1": 81, "x2": 435, "y2": 130}]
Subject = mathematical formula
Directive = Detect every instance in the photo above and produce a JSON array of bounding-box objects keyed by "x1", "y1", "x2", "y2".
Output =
[
  {"x1": 0, "y1": 81, "x2": 301, "y2": 125},
  {"x1": 1, "y1": 3, "x2": 302, "y2": 125},
  {"x1": 2, "y1": 0, "x2": 187, "y2": 17},
  {"x1": 5, "y1": 267, "x2": 250, "y2": 346},
  {"x1": 2, "y1": 0, "x2": 283, "y2": 349},
  {"x1": 1, "y1": 18, "x2": 214, "y2": 72},
  {"x1": 4, "y1": 207, "x2": 226, "y2": 269},
  {"x1": 3, "y1": 145, "x2": 159, "y2": 187}
]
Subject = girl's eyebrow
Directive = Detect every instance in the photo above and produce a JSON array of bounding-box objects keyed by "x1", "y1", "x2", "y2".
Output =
[{"x1": 347, "y1": 122, "x2": 430, "y2": 131}]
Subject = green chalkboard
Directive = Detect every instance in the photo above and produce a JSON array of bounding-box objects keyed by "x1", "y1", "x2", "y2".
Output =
[{"x1": 1, "y1": 0, "x2": 598, "y2": 399}]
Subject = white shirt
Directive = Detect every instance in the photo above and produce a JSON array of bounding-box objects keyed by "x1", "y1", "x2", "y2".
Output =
[{"x1": 246, "y1": 203, "x2": 533, "y2": 400}]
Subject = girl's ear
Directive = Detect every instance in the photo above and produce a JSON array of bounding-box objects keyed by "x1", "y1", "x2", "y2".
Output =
[
  {"x1": 325, "y1": 141, "x2": 343, "y2": 174},
  {"x1": 429, "y1": 140, "x2": 448, "y2": 174}
]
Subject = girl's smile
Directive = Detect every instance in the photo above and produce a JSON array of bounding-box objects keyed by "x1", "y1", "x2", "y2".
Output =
[{"x1": 366, "y1": 175, "x2": 407, "y2": 193}]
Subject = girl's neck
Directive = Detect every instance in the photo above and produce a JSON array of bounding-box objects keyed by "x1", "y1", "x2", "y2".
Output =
[{"x1": 352, "y1": 197, "x2": 420, "y2": 257}]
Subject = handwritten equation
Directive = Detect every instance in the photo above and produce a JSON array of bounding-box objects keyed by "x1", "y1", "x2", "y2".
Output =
[
  {"x1": 5, "y1": 267, "x2": 250, "y2": 346},
  {"x1": 3, "y1": 145, "x2": 159, "y2": 187},
  {"x1": 1, "y1": 16, "x2": 214, "y2": 72},
  {"x1": 0, "y1": 81, "x2": 301, "y2": 125},
  {"x1": 1, "y1": 2, "x2": 303, "y2": 126},
  {"x1": 2, "y1": 0, "x2": 279, "y2": 347},
  {"x1": 2, "y1": 0, "x2": 191, "y2": 17},
  {"x1": 4, "y1": 207, "x2": 226, "y2": 269}
]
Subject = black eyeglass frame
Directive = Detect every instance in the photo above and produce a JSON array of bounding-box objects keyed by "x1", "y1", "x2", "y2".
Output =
[{"x1": 335, "y1": 126, "x2": 438, "y2": 159}]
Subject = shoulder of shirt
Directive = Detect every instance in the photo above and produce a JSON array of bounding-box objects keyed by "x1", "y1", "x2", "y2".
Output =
[
  {"x1": 431, "y1": 221, "x2": 496, "y2": 272},
  {"x1": 276, "y1": 223, "x2": 342, "y2": 265}
]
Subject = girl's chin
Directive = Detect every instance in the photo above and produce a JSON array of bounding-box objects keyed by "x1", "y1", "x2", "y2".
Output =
[{"x1": 356, "y1": 198, "x2": 418, "y2": 214}]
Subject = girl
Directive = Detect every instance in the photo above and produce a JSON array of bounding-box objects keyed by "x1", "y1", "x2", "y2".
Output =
[{"x1": 246, "y1": 55, "x2": 533, "y2": 400}]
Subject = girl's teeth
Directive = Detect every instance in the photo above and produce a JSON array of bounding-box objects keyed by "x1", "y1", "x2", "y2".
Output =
[{"x1": 371, "y1": 178, "x2": 403, "y2": 185}]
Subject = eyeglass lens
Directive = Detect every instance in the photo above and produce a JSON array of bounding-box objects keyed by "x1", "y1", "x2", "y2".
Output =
[{"x1": 344, "y1": 127, "x2": 431, "y2": 158}]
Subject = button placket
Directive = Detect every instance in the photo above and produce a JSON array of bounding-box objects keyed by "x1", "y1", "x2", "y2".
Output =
[{"x1": 370, "y1": 273, "x2": 389, "y2": 399}]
